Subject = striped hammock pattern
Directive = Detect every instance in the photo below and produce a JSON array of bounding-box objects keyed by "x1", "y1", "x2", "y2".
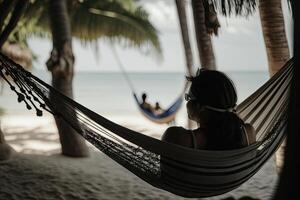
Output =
[{"x1": 0, "y1": 53, "x2": 293, "y2": 198}]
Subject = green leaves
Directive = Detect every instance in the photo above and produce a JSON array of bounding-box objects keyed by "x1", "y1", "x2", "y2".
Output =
[
  {"x1": 21, "y1": 0, "x2": 162, "y2": 57},
  {"x1": 209, "y1": 0, "x2": 257, "y2": 16}
]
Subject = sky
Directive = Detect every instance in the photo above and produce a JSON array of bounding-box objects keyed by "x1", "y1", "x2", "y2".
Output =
[{"x1": 28, "y1": 0, "x2": 293, "y2": 73}]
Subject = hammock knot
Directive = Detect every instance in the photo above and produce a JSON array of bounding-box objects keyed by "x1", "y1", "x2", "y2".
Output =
[
  {"x1": 17, "y1": 93, "x2": 24, "y2": 102},
  {"x1": 26, "y1": 104, "x2": 31, "y2": 110},
  {"x1": 36, "y1": 109, "x2": 43, "y2": 117}
]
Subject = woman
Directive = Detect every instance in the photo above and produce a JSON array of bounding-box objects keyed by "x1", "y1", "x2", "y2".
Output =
[{"x1": 161, "y1": 69, "x2": 256, "y2": 150}]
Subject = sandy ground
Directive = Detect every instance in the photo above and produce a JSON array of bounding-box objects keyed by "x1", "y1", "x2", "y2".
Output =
[{"x1": 0, "y1": 114, "x2": 279, "y2": 200}]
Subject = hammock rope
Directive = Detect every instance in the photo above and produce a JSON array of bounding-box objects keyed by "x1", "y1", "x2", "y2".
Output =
[
  {"x1": 0, "y1": 52, "x2": 292, "y2": 198},
  {"x1": 111, "y1": 46, "x2": 187, "y2": 124},
  {"x1": 111, "y1": 46, "x2": 136, "y2": 93}
]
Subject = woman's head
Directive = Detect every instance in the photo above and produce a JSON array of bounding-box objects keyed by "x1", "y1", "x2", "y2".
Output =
[
  {"x1": 186, "y1": 69, "x2": 237, "y2": 121},
  {"x1": 186, "y1": 69, "x2": 245, "y2": 150}
]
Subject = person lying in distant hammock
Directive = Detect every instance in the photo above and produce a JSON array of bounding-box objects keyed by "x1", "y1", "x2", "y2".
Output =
[
  {"x1": 154, "y1": 102, "x2": 165, "y2": 115},
  {"x1": 141, "y1": 93, "x2": 166, "y2": 115},
  {"x1": 162, "y1": 69, "x2": 256, "y2": 150},
  {"x1": 140, "y1": 93, "x2": 153, "y2": 112}
]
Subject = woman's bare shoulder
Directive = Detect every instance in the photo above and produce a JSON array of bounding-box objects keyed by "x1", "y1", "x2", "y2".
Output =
[
  {"x1": 162, "y1": 126, "x2": 187, "y2": 139},
  {"x1": 161, "y1": 126, "x2": 191, "y2": 146},
  {"x1": 244, "y1": 123, "x2": 256, "y2": 144}
]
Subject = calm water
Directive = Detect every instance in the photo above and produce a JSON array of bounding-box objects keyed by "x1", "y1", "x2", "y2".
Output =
[{"x1": 0, "y1": 70, "x2": 269, "y2": 116}]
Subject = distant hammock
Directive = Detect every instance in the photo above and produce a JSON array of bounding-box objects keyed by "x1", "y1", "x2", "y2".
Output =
[
  {"x1": 133, "y1": 93, "x2": 183, "y2": 124},
  {"x1": 111, "y1": 46, "x2": 187, "y2": 124},
  {"x1": 0, "y1": 52, "x2": 292, "y2": 198}
]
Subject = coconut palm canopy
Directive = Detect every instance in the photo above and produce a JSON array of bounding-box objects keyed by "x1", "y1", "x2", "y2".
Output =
[
  {"x1": 210, "y1": 0, "x2": 292, "y2": 16},
  {"x1": 209, "y1": 0, "x2": 257, "y2": 16},
  {"x1": 18, "y1": 0, "x2": 161, "y2": 56}
]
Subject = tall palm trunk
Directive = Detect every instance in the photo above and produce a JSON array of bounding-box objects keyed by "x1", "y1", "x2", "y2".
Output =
[
  {"x1": 175, "y1": 0, "x2": 194, "y2": 128},
  {"x1": 0, "y1": 0, "x2": 28, "y2": 160},
  {"x1": 47, "y1": 0, "x2": 89, "y2": 157},
  {"x1": 0, "y1": 122, "x2": 14, "y2": 160},
  {"x1": 0, "y1": 0, "x2": 29, "y2": 48},
  {"x1": 175, "y1": 0, "x2": 194, "y2": 77},
  {"x1": 259, "y1": 0, "x2": 290, "y2": 173},
  {"x1": 273, "y1": 19, "x2": 298, "y2": 199},
  {"x1": 259, "y1": 0, "x2": 290, "y2": 76},
  {"x1": 191, "y1": 0, "x2": 217, "y2": 70},
  {"x1": 0, "y1": 0, "x2": 17, "y2": 32}
]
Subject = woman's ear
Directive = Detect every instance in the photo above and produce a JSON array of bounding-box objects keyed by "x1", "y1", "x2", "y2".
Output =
[
  {"x1": 195, "y1": 102, "x2": 204, "y2": 111},
  {"x1": 191, "y1": 102, "x2": 204, "y2": 120}
]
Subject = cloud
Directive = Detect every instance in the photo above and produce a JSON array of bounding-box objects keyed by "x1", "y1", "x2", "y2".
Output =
[{"x1": 141, "y1": 0, "x2": 178, "y2": 33}]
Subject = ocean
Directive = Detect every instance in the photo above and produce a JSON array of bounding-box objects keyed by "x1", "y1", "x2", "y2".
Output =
[{"x1": 0, "y1": 70, "x2": 270, "y2": 116}]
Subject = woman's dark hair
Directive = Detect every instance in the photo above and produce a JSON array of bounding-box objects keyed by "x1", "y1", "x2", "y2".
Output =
[{"x1": 189, "y1": 69, "x2": 245, "y2": 150}]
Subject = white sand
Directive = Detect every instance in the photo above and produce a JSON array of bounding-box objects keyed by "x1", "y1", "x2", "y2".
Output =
[{"x1": 0, "y1": 114, "x2": 279, "y2": 200}]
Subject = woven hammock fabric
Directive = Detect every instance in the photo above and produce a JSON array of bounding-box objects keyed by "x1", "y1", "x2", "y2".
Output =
[{"x1": 0, "y1": 53, "x2": 293, "y2": 198}]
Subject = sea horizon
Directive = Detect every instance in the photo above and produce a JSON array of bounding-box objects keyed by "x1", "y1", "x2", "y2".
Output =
[{"x1": 1, "y1": 69, "x2": 270, "y2": 116}]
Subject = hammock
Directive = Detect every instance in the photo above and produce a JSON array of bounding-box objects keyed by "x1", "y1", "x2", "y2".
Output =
[
  {"x1": 111, "y1": 46, "x2": 186, "y2": 124},
  {"x1": 0, "y1": 52, "x2": 292, "y2": 198},
  {"x1": 134, "y1": 93, "x2": 183, "y2": 124}
]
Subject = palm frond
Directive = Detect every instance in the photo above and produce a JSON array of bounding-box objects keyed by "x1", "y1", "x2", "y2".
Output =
[
  {"x1": 209, "y1": 0, "x2": 257, "y2": 16},
  {"x1": 21, "y1": 0, "x2": 162, "y2": 57}
]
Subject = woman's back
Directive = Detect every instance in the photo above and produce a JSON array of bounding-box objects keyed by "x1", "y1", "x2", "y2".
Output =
[{"x1": 162, "y1": 123, "x2": 255, "y2": 151}]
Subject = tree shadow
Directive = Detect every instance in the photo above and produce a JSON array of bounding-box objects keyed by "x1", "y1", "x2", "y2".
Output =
[{"x1": 2, "y1": 124, "x2": 60, "y2": 154}]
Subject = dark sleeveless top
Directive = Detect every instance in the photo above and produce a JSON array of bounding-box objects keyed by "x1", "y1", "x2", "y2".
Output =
[{"x1": 190, "y1": 126, "x2": 249, "y2": 149}]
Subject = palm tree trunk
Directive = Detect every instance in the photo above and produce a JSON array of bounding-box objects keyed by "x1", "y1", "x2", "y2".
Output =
[
  {"x1": 272, "y1": 24, "x2": 298, "y2": 199},
  {"x1": 259, "y1": 0, "x2": 290, "y2": 173},
  {"x1": 0, "y1": 0, "x2": 17, "y2": 32},
  {"x1": 175, "y1": 0, "x2": 194, "y2": 77},
  {"x1": 0, "y1": 0, "x2": 27, "y2": 160},
  {"x1": 191, "y1": 0, "x2": 216, "y2": 70},
  {"x1": 0, "y1": 122, "x2": 14, "y2": 160},
  {"x1": 0, "y1": 0, "x2": 29, "y2": 48},
  {"x1": 47, "y1": 0, "x2": 89, "y2": 157},
  {"x1": 259, "y1": 0, "x2": 290, "y2": 76},
  {"x1": 175, "y1": 0, "x2": 194, "y2": 128}
]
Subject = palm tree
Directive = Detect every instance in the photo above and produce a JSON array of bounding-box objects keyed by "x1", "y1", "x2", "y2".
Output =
[
  {"x1": 20, "y1": 0, "x2": 162, "y2": 157},
  {"x1": 174, "y1": 0, "x2": 195, "y2": 129},
  {"x1": 259, "y1": 0, "x2": 290, "y2": 76},
  {"x1": 174, "y1": 0, "x2": 194, "y2": 77},
  {"x1": 45, "y1": 0, "x2": 89, "y2": 157},
  {"x1": 1, "y1": 0, "x2": 161, "y2": 157},
  {"x1": 191, "y1": 0, "x2": 219, "y2": 70},
  {"x1": 0, "y1": 122, "x2": 14, "y2": 160},
  {"x1": 208, "y1": 0, "x2": 294, "y2": 198},
  {"x1": 259, "y1": 0, "x2": 291, "y2": 173},
  {"x1": 0, "y1": 0, "x2": 30, "y2": 160},
  {"x1": 0, "y1": 0, "x2": 29, "y2": 47},
  {"x1": 22, "y1": 0, "x2": 161, "y2": 56}
]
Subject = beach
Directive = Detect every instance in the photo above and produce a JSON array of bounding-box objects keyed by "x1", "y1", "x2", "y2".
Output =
[{"x1": 0, "y1": 113, "x2": 279, "y2": 200}]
